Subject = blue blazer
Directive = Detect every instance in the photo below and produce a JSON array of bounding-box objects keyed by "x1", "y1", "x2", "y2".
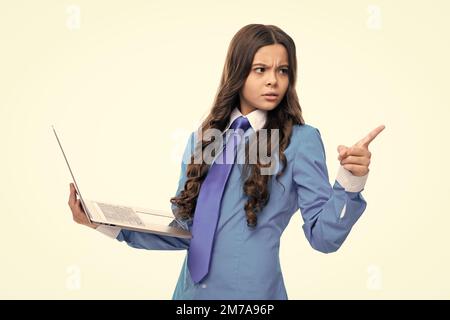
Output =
[{"x1": 114, "y1": 124, "x2": 368, "y2": 299}]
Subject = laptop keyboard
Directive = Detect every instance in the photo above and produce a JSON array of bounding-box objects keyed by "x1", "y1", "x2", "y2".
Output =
[{"x1": 97, "y1": 202, "x2": 144, "y2": 226}]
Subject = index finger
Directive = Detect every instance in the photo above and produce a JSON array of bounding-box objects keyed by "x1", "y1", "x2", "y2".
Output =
[{"x1": 356, "y1": 125, "x2": 385, "y2": 147}]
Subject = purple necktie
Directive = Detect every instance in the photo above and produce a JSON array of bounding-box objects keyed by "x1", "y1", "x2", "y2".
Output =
[{"x1": 188, "y1": 116, "x2": 251, "y2": 283}]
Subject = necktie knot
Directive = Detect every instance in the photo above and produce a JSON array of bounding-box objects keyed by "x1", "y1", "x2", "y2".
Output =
[{"x1": 230, "y1": 116, "x2": 251, "y2": 132}]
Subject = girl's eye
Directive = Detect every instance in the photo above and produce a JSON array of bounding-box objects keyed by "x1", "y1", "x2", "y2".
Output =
[{"x1": 254, "y1": 67, "x2": 289, "y2": 74}]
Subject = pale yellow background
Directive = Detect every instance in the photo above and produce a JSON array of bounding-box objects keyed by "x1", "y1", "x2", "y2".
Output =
[{"x1": 1, "y1": 0, "x2": 449, "y2": 299}]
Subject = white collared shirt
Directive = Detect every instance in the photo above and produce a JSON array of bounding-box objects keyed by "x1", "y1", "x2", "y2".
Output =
[{"x1": 225, "y1": 107, "x2": 267, "y2": 132}]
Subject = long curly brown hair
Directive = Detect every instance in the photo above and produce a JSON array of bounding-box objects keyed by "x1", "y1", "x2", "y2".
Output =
[{"x1": 170, "y1": 24, "x2": 304, "y2": 227}]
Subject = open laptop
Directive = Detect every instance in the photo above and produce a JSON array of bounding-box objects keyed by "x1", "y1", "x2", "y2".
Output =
[{"x1": 52, "y1": 125, "x2": 192, "y2": 239}]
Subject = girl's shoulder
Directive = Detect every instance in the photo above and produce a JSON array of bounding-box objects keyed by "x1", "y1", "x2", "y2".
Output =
[
  {"x1": 288, "y1": 123, "x2": 325, "y2": 156},
  {"x1": 291, "y1": 123, "x2": 321, "y2": 141}
]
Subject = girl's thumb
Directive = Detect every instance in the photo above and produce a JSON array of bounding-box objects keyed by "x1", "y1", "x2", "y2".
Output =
[{"x1": 337, "y1": 145, "x2": 348, "y2": 157}]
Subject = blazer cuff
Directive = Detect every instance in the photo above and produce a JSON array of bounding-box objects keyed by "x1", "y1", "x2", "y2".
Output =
[
  {"x1": 96, "y1": 225, "x2": 121, "y2": 239},
  {"x1": 336, "y1": 165, "x2": 369, "y2": 192}
]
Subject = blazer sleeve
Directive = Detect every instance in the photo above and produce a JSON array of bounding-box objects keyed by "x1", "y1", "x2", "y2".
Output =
[
  {"x1": 292, "y1": 127, "x2": 367, "y2": 253},
  {"x1": 115, "y1": 131, "x2": 195, "y2": 250}
]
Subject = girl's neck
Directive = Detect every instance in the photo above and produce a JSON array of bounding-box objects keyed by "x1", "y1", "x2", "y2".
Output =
[{"x1": 239, "y1": 105, "x2": 257, "y2": 116}]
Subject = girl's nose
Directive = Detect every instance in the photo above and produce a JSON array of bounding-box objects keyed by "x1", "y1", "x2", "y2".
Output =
[{"x1": 266, "y1": 74, "x2": 278, "y2": 85}]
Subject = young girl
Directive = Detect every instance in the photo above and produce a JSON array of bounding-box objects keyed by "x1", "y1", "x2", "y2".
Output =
[{"x1": 68, "y1": 24, "x2": 384, "y2": 300}]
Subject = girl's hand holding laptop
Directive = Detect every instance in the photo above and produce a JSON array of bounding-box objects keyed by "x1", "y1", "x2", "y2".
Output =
[{"x1": 68, "y1": 183, "x2": 99, "y2": 229}]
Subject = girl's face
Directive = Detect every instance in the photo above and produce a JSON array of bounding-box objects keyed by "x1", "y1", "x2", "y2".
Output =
[{"x1": 239, "y1": 44, "x2": 290, "y2": 115}]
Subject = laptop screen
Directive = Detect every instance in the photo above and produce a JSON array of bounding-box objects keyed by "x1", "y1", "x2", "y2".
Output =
[{"x1": 52, "y1": 125, "x2": 92, "y2": 223}]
